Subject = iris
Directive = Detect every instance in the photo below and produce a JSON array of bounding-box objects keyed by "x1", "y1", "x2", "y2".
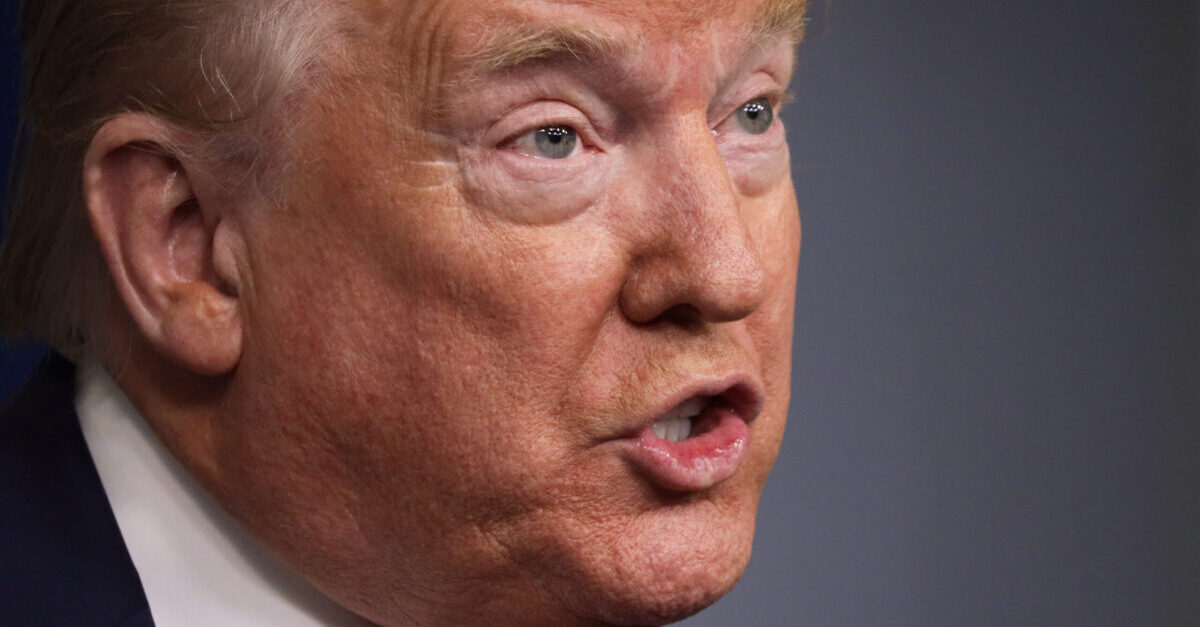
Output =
[
  {"x1": 533, "y1": 125, "x2": 578, "y2": 159},
  {"x1": 736, "y1": 97, "x2": 773, "y2": 134}
]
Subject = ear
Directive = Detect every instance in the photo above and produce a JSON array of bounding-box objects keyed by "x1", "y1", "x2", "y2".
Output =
[{"x1": 84, "y1": 113, "x2": 244, "y2": 376}]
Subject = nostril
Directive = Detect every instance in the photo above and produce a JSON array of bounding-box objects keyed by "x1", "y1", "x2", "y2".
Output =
[{"x1": 655, "y1": 304, "x2": 705, "y2": 328}]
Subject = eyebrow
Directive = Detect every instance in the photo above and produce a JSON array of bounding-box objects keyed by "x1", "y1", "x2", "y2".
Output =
[
  {"x1": 463, "y1": 23, "x2": 623, "y2": 74},
  {"x1": 751, "y1": 0, "x2": 809, "y2": 45},
  {"x1": 460, "y1": 0, "x2": 809, "y2": 76}
]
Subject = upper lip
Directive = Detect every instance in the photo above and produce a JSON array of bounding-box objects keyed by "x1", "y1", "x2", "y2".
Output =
[{"x1": 618, "y1": 372, "x2": 765, "y2": 439}]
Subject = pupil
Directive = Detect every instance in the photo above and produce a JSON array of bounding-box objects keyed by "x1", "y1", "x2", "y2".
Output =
[{"x1": 534, "y1": 126, "x2": 577, "y2": 158}]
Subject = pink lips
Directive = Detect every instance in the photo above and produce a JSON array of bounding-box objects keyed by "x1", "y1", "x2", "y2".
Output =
[{"x1": 614, "y1": 384, "x2": 761, "y2": 492}]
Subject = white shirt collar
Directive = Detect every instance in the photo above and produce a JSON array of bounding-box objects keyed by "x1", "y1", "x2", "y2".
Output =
[{"x1": 75, "y1": 362, "x2": 373, "y2": 627}]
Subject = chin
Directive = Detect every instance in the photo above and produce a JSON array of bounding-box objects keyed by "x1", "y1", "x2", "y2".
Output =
[{"x1": 543, "y1": 485, "x2": 761, "y2": 627}]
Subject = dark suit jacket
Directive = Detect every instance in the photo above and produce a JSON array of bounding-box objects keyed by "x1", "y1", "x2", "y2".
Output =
[{"x1": 0, "y1": 356, "x2": 154, "y2": 626}]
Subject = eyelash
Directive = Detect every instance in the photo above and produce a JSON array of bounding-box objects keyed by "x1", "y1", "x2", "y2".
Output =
[{"x1": 502, "y1": 120, "x2": 596, "y2": 159}]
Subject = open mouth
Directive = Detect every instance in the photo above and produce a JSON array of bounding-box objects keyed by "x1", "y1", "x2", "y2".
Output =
[
  {"x1": 647, "y1": 381, "x2": 762, "y2": 444},
  {"x1": 617, "y1": 383, "x2": 762, "y2": 492},
  {"x1": 648, "y1": 396, "x2": 706, "y2": 442},
  {"x1": 648, "y1": 395, "x2": 731, "y2": 443}
]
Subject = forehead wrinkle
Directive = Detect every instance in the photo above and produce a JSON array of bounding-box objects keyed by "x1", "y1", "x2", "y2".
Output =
[
  {"x1": 384, "y1": 0, "x2": 461, "y2": 111},
  {"x1": 457, "y1": 21, "x2": 628, "y2": 78},
  {"x1": 450, "y1": 0, "x2": 805, "y2": 83},
  {"x1": 428, "y1": 0, "x2": 806, "y2": 125}
]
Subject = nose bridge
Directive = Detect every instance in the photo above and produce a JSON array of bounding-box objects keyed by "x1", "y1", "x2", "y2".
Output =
[
  {"x1": 663, "y1": 117, "x2": 745, "y2": 238},
  {"x1": 620, "y1": 115, "x2": 768, "y2": 324}
]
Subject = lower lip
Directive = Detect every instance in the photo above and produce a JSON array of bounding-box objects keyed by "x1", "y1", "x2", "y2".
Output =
[{"x1": 617, "y1": 407, "x2": 750, "y2": 492}]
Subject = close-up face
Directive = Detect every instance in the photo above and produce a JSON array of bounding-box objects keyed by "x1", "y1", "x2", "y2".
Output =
[{"x1": 204, "y1": 0, "x2": 803, "y2": 624}]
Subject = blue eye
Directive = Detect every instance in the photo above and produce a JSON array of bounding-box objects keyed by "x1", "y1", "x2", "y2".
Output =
[
  {"x1": 735, "y1": 97, "x2": 774, "y2": 134},
  {"x1": 531, "y1": 125, "x2": 578, "y2": 159}
]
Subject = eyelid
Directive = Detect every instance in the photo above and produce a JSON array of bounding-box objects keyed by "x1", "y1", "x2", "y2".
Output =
[
  {"x1": 501, "y1": 120, "x2": 593, "y2": 153},
  {"x1": 710, "y1": 66, "x2": 792, "y2": 125},
  {"x1": 773, "y1": 89, "x2": 796, "y2": 115},
  {"x1": 487, "y1": 101, "x2": 607, "y2": 154},
  {"x1": 744, "y1": 88, "x2": 792, "y2": 115}
]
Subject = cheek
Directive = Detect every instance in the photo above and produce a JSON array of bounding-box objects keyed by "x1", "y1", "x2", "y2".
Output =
[
  {"x1": 744, "y1": 184, "x2": 801, "y2": 463},
  {"x1": 335, "y1": 220, "x2": 644, "y2": 574},
  {"x1": 225, "y1": 205, "x2": 638, "y2": 593},
  {"x1": 272, "y1": 207, "x2": 627, "y2": 485}
]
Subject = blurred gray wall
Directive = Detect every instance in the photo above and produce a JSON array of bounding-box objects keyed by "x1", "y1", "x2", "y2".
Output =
[{"x1": 684, "y1": 1, "x2": 1199, "y2": 626}]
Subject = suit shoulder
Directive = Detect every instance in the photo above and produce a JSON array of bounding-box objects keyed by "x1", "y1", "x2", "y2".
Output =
[{"x1": 0, "y1": 356, "x2": 153, "y2": 626}]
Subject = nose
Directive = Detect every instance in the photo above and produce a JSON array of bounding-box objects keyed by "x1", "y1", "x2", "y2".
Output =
[{"x1": 618, "y1": 118, "x2": 768, "y2": 325}]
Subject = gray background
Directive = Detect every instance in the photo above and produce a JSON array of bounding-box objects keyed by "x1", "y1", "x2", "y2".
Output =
[
  {"x1": 684, "y1": 1, "x2": 1199, "y2": 626},
  {"x1": 1, "y1": 1, "x2": 1196, "y2": 626}
]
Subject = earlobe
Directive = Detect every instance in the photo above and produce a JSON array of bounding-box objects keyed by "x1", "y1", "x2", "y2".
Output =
[{"x1": 84, "y1": 114, "x2": 243, "y2": 376}]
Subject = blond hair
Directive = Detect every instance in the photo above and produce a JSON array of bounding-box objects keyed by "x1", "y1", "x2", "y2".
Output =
[{"x1": 0, "y1": 0, "x2": 336, "y2": 361}]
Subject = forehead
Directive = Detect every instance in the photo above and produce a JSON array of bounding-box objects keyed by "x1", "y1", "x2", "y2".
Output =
[
  {"x1": 352, "y1": 0, "x2": 804, "y2": 58},
  {"x1": 339, "y1": 0, "x2": 803, "y2": 117},
  {"x1": 461, "y1": 0, "x2": 740, "y2": 37}
]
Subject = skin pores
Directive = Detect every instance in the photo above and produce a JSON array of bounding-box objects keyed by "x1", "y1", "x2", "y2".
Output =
[{"x1": 190, "y1": 0, "x2": 803, "y2": 625}]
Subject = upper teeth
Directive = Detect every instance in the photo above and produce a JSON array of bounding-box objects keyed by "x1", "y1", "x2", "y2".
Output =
[{"x1": 651, "y1": 397, "x2": 708, "y2": 442}]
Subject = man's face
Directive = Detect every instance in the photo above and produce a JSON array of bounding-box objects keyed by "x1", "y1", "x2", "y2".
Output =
[{"x1": 213, "y1": 0, "x2": 801, "y2": 624}]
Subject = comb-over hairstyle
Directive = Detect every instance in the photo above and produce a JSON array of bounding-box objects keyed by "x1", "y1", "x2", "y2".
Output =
[{"x1": 0, "y1": 0, "x2": 337, "y2": 361}]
